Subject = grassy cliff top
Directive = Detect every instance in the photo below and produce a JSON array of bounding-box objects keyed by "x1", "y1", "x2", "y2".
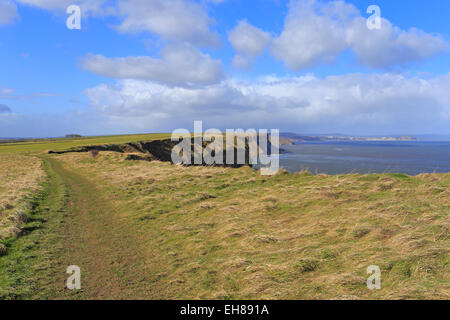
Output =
[
  {"x1": 39, "y1": 152, "x2": 450, "y2": 299},
  {"x1": 0, "y1": 133, "x2": 172, "y2": 154},
  {"x1": 0, "y1": 135, "x2": 448, "y2": 299}
]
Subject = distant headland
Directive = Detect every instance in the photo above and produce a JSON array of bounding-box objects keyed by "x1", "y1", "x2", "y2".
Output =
[{"x1": 279, "y1": 133, "x2": 417, "y2": 145}]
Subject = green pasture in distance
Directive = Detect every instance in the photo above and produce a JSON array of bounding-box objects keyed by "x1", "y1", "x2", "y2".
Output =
[{"x1": 0, "y1": 133, "x2": 172, "y2": 154}]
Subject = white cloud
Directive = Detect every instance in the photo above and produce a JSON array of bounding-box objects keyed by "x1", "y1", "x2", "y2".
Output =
[
  {"x1": 228, "y1": 20, "x2": 271, "y2": 58},
  {"x1": 231, "y1": 55, "x2": 251, "y2": 71},
  {"x1": 272, "y1": 0, "x2": 352, "y2": 70},
  {"x1": 346, "y1": 17, "x2": 449, "y2": 69},
  {"x1": 84, "y1": 73, "x2": 450, "y2": 134},
  {"x1": 81, "y1": 43, "x2": 224, "y2": 86},
  {"x1": 115, "y1": 0, "x2": 220, "y2": 47},
  {"x1": 228, "y1": 20, "x2": 271, "y2": 70},
  {"x1": 272, "y1": 0, "x2": 449, "y2": 71},
  {"x1": 0, "y1": 0, "x2": 18, "y2": 25}
]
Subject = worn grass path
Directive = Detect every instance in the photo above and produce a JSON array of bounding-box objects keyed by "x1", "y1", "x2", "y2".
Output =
[
  {"x1": 0, "y1": 156, "x2": 153, "y2": 299},
  {"x1": 46, "y1": 156, "x2": 157, "y2": 299}
]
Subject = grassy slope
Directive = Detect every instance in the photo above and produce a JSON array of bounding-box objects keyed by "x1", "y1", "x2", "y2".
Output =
[
  {"x1": 45, "y1": 152, "x2": 450, "y2": 299},
  {"x1": 0, "y1": 134, "x2": 448, "y2": 299}
]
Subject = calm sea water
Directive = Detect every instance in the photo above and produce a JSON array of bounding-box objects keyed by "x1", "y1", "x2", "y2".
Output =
[{"x1": 279, "y1": 141, "x2": 450, "y2": 175}]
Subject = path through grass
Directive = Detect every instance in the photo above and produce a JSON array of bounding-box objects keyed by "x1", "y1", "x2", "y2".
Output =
[
  {"x1": 0, "y1": 152, "x2": 448, "y2": 299},
  {"x1": 0, "y1": 156, "x2": 153, "y2": 299}
]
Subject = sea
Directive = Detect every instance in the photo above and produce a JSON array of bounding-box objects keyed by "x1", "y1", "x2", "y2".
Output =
[{"x1": 279, "y1": 141, "x2": 450, "y2": 175}]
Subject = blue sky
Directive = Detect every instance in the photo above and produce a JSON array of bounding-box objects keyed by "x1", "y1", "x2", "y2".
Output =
[{"x1": 0, "y1": 0, "x2": 449, "y2": 137}]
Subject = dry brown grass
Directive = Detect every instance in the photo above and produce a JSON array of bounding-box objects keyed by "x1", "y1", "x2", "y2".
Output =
[
  {"x1": 44, "y1": 152, "x2": 450, "y2": 299},
  {"x1": 0, "y1": 155, "x2": 45, "y2": 242}
]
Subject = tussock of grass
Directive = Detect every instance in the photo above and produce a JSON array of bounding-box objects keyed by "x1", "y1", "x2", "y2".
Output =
[
  {"x1": 0, "y1": 243, "x2": 6, "y2": 256},
  {"x1": 296, "y1": 259, "x2": 319, "y2": 273}
]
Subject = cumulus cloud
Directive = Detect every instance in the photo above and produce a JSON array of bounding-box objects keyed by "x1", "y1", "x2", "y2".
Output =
[
  {"x1": 0, "y1": 0, "x2": 18, "y2": 25},
  {"x1": 272, "y1": 0, "x2": 352, "y2": 70},
  {"x1": 0, "y1": 104, "x2": 11, "y2": 113},
  {"x1": 346, "y1": 17, "x2": 449, "y2": 69},
  {"x1": 272, "y1": 0, "x2": 449, "y2": 70},
  {"x1": 115, "y1": 0, "x2": 220, "y2": 47},
  {"x1": 229, "y1": 21, "x2": 271, "y2": 58},
  {"x1": 81, "y1": 43, "x2": 224, "y2": 87},
  {"x1": 231, "y1": 55, "x2": 251, "y2": 71},
  {"x1": 228, "y1": 20, "x2": 271, "y2": 70},
  {"x1": 84, "y1": 73, "x2": 450, "y2": 134}
]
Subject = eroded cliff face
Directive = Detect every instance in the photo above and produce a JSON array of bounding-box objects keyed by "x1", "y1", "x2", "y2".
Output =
[{"x1": 48, "y1": 138, "x2": 261, "y2": 167}]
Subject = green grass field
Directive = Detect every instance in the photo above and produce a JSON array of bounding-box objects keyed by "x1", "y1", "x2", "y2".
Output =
[
  {"x1": 0, "y1": 134, "x2": 448, "y2": 300},
  {"x1": 0, "y1": 133, "x2": 171, "y2": 154}
]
